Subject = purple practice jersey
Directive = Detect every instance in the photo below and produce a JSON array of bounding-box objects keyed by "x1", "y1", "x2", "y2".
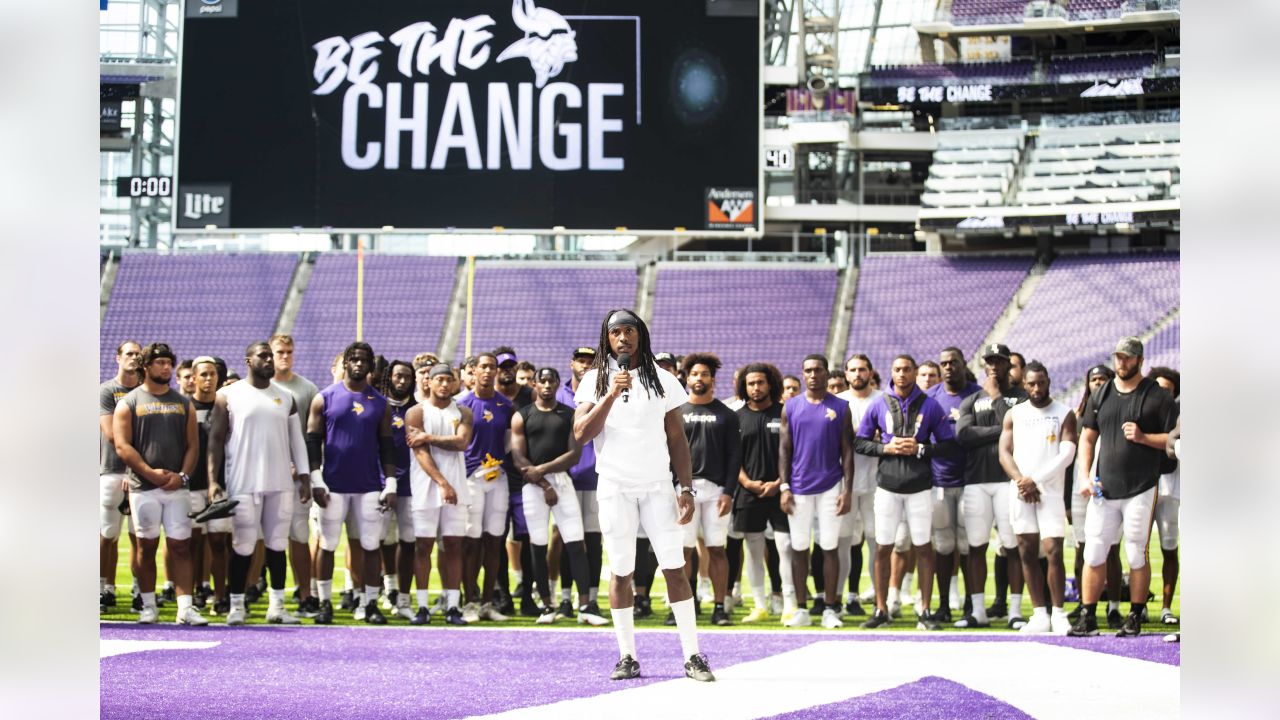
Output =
[
  {"x1": 389, "y1": 398, "x2": 416, "y2": 496},
  {"x1": 457, "y1": 391, "x2": 514, "y2": 476},
  {"x1": 557, "y1": 379, "x2": 598, "y2": 491},
  {"x1": 926, "y1": 382, "x2": 981, "y2": 488},
  {"x1": 320, "y1": 382, "x2": 388, "y2": 494},
  {"x1": 784, "y1": 393, "x2": 848, "y2": 495}
]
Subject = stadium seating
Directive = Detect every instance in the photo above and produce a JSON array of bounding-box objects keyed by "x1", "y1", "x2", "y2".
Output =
[
  {"x1": 1003, "y1": 252, "x2": 1179, "y2": 389},
  {"x1": 99, "y1": 253, "x2": 297, "y2": 380},
  {"x1": 1017, "y1": 122, "x2": 1179, "y2": 205},
  {"x1": 946, "y1": 0, "x2": 1032, "y2": 25},
  {"x1": 845, "y1": 254, "x2": 1034, "y2": 369},
  {"x1": 291, "y1": 254, "x2": 456, "y2": 385},
  {"x1": 863, "y1": 60, "x2": 1034, "y2": 87},
  {"x1": 1143, "y1": 316, "x2": 1180, "y2": 371},
  {"x1": 649, "y1": 263, "x2": 838, "y2": 380},
  {"x1": 1049, "y1": 52, "x2": 1157, "y2": 83},
  {"x1": 922, "y1": 128, "x2": 1024, "y2": 208},
  {"x1": 459, "y1": 261, "x2": 638, "y2": 373}
]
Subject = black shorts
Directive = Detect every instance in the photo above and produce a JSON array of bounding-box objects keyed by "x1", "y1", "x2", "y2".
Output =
[{"x1": 732, "y1": 495, "x2": 790, "y2": 535}]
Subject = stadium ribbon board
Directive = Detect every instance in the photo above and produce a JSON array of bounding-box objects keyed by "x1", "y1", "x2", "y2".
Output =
[{"x1": 175, "y1": 0, "x2": 761, "y2": 234}]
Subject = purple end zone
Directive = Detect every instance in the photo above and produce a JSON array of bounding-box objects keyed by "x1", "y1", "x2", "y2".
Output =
[{"x1": 101, "y1": 625, "x2": 1177, "y2": 719}]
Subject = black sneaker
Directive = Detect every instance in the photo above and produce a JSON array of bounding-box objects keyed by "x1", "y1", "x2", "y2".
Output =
[
  {"x1": 101, "y1": 591, "x2": 116, "y2": 609},
  {"x1": 315, "y1": 599, "x2": 334, "y2": 625},
  {"x1": 364, "y1": 601, "x2": 387, "y2": 625},
  {"x1": 497, "y1": 596, "x2": 517, "y2": 617},
  {"x1": 844, "y1": 599, "x2": 866, "y2": 617},
  {"x1": 664, "y1": 611, "x2": 676, "y2": 626},
  {"x1": 213, "y1": 598, "x2": 230, "y2": 617},
  {"x1": 512, "y1": 582, "x2": 525, "y2": 598},
  {"x1": 245, "y1": 584, "x2": 262, "y2": 606},
  {"x1": 520, "y1": 600, "x2": 541, "y2": 617},
  {"x1": 986, "y1": 600, "x2": 1008, "y2": 619},
  {"x1": 954, "y1": 614, "x2": 991, "y2": 629},
  {"x1": 933, "y1": 608, "x2": 952, "y2": 624},
  {"x1": 297, "y1": 596, "x2": 321, "y2": 619},
  {"x1": 1067, "y1": 604, "x2": 1083, "y2": 621},
  {"x1": 684, "y1": 653, "x2": 716, "y2": 682},
  {"x1": 555, "y1": 599, "x2": 576, "y2": 620},
  {"x1": 963, "y1": 595, "x2": 972, "y2": 616},
  {"x1": 411, "y1": 607, "x2": 431, "y2": 626},
  {"x1": 445, "y1": 607, "x2": 466, "y2": 625},
  {"x1": 161, "y1": 586, "x2": 177, "y2": 604},
  {"x1": 1116, "y1": 611, "x2": 1142, "y2": 637},
  {"x1": 131, "y1": 594, "x2": 143, "y2": 613},
  {"x1": 861, "y1": 609, "x2": 891, "y2": 629},
  {"x1": 916, "y1": 611, "x2": 941, "y2": 631},
  {"x1": 1067, "y1": 612, "x2": 1099, "y2": 637},
  {"x1": 710, "y1": 607, "x2": 732, "y2": 626},
  {"x1": 812, "y1": 597, "x2": 827, "y2": 615},
  {"x1": 1107, "y1": 608, "x2": 1124, "y2": 630},
  {"x1": 633, "y1": 595, "x2": 653, "y2": 620},
  {"x1": 386, "y1": 590, "x2": 399, "y2": 608},
  {"x1": 193, "y1": 593, "x2": 207, "y2": 610},
  {"x1": 339, "y1": 590, "x2": 357, "y2": 611},
  {"x1": 610, "y1": 654, "x2": 641, "y2": 680}
]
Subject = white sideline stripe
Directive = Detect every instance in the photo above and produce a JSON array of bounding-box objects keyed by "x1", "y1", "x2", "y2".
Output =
[
  {"x1": 101, "y1": 639, "x2": 221, "y2": 658},
  {"x1": 462, "y1": 640, "x2": 1177, "y2": 720}
]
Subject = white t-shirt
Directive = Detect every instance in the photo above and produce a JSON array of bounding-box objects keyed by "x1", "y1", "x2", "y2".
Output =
[
  {"x1": 221, "y1": 380, "x2": 296, "y2": 496},
  {"x1": 575, "y1": 357, "x2": 689, "y2": 492},
  {"x1": 1008, "y1": 399, "x2": 1072, "y2": 490},
  {"x1": 837, "y1": 388, "x2": 883, "y2": 494}
]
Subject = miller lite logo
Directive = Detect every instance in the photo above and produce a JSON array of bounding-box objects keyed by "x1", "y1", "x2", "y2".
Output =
[
  {"x1": 182, "y1": 193, "x2": 224, "y2": 221},
  {"x1": 175, "y1": 183, "x2": 231, "y2": 228}
]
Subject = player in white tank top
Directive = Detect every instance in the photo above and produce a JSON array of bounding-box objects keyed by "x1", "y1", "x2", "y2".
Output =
[{"x1": 222, "y1": 380, "x2": 298, "y2": 496}]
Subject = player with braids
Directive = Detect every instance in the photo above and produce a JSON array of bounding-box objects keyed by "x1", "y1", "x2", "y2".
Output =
[{"x1": 591, "y1": 308, "x2": 666, "y2": 402}]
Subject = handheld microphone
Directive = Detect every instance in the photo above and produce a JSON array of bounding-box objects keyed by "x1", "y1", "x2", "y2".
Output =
[{"x1": 617, "y1": 352, "x2": 631, "y2": 403}]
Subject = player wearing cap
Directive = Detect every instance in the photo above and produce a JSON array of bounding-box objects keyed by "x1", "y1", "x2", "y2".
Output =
[
  {"x1": 574, "y1": 309, "x2": 715, "y2": 683},
  {"x1": 778, "y1": 355, "x2": 854, "y2": 630},
  {"x1": 926, "y1": 348, "x2": 981, "y2": 622},
  {"x1": 854, "y1": 354, "x2": 958, "y2": 630},
  {"x1": 100, "y1": 341, "x2": 141, "y2": 613},
  {"x1": 306, "y1": 341, "x2": 399, "y2": 625},
  {"x1": 1146, "y1": 366, "x2": 1181, "y2": 625},
  {"x1": 999, "y1": 361, "x2": 1077, "y2": 634},
  {"x1": 456, "y1": 352, "x2": 515, "y2": 622},
  {"x1": 206, "y1": 342, "x2": 312, "y2": 625},
  {"x1": 835, "y1": 353, "x2": 883, "y2": 617},
  {"x1": 955, "y1": 343, "x2": 1029, "y2": 629},
  {"x1": 675, "y1": 353, "x2": 742, "y2": 627},
  {"x1": 554, "y1": 346, "x2": 606, "y2": 619},
  {"x1": 405, "y1": 363, "x2": 473, "y2": 625},
  {"x1": 1070, "y1": 338, "x2": 1177, "y2": 637},
  {"x1": 113, "y1": 343, "x2": 206, "y2": 626}
]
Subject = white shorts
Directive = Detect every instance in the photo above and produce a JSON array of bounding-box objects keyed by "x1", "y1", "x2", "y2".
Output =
[
  {"x1": 1154, "y1": 495, "x2": 1179, "y2": 552},
  {"x1": 465, "y1": 472, "x2": 510, "y2": 539},
  {"x1": 100, "y1": 473, "x2": 128, "y2": 540},
  {"x1": 319, "y1": 491, "x2": 385, "y2": 553},
  {"x1": 289, "y1": 492, "x2": 311, "y2": 544},
  {"x1": 789, "y1": 483, "x2": 844, "y2": 552},
  {"x1": 523, "y1": 473, "x2": 584, "y2": 545},
  {"x1": 874, "y1": 487, "x2": 932, "y2": 547},
  {"x1": 231, "y1": 491, "x2": 295, "y2": 556},
  {"x1": 597, "y1": 482, "x2": 685, "y2": 576},
  {"x1": 382, "y1": 496, "x2": 413, "y2": 545},
  {"x1": 1083, "y1": 487, "x2": 1157, "y2": 569},
  {"x1": 838, "y1": 493, "x2": 858, "y2": 541},
  {"x1": 413, "y1": 504, "x2": 469, "y2": 539},
  {"x1": 1009, "y1": 480, "x2": 1067, "y2": 539},
  {"x1": 682, "y1": 478, "x2": 732, "y2": 548},
  {"x1": 577, "y1": 490, "x2": 600, "y2": 534},
  {"x1": 1071, "y1": 489, "x2": 1088, "y2": 545},
  {"x1": 931, "y1": 486, "x2": 969, "y2": 555},
  {"x1": 189, "y1": 491, "x2": 232, "y2": 534},
  {"x1": 962, "y1": 482, "x2": 1017, "y2": 550},
  {"x1": 130, "y1": 487, "x2": 193, "y2": 541}
]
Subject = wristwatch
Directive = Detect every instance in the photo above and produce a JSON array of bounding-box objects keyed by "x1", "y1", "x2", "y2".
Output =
[
  {"x1": 179, "y1": 472, "x2": 191, "y2": 489},
  {"x1": 779, "y1": 483, "x2": 791, "y2": 493},
  {"x1": 680, "y1": 486, "x2": 696, "y2": 497}
]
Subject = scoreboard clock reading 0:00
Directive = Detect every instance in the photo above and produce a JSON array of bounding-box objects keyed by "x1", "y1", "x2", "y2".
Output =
[{"x1": 115, "y1": 176, "x2": 173, "y2": 198}]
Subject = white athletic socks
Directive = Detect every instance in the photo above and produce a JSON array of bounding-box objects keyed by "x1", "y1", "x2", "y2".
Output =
[
  {"x1": 611, "y1": 606, "x2": 636, "y2": 659},
  {"x1": 445, "y1": 589, "x2": 461, "y2": 610},
  {"x1": 512, "y1": 570, "x2": 523, "y2": 585},
  {"x1": 887, "y1": 587, "x2": 901, "y2": 606},
  {"x1": 317, "y1": 580, "x2": 333, "y2": 602},
  {"x1": 1109, "y1": 600, "x2": 1121, "y2": 615},
  {"x1": 416, "y1": 590, "x2": 430, "y2": 609},
  {"x1": 1031, "y1": 606, "x2": 1048, "y2": 618},
  {"x1": 364, "y1": 585, "x2": 381, "y2": 607},
  {"x1": 268, "y1": 588, "x2": 285, "y2": 611},
  {"x1": 949, "y1": 577, "x2": 961, "y2": 609},
  {"x1": 177, "y1": 595, "x2": 193, "y2": 614},
  {"x1": 971, "y1": 594, "x2": 988, "y2": 623},
  {"x1": 696, "y1": 576, "x2": 711, "y2": 599},
  {"x1": 140, "y1": 592, "x2": 156, "y2": 609},
  {"x1": 588, "y1": 586, "x2": 598, "y2": 603},
  {"x1": 1009, "y1": 593, "x2": 1024, "y2": 618},
  {"x1": 230, "y1": 593, "x2": 246, "y2": 610},
  {"x1": 901, "y1": 573, "x2": 914, "y2": 597},
  {"x1": 310, "y1": 578, "x2": 319, "y2": 596},
  {"x1": 782, "y1": 588, "x2": 798, "y2": 614},
  {"x1": 669, "y1": 597, "x2": 700, "y2": 658},
  {"x1": 344, "y1": 575, "x2": 355, "y2": 592},
  {"x1": 100, "y1": 578, "x2": 107, "y2": 594},
  {"x1": 384, "y1": 574, "x2": 398, "y2": 593},
  {"x1": 560, "y1": 587, "x2": 572, "y2": 603}
]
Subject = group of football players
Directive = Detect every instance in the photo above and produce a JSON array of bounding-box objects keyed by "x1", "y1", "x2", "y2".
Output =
[{"x1": 99, "y1": 332, "x2": 1180, "y2": 638}]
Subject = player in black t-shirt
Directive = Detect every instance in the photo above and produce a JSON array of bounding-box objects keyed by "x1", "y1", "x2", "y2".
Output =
[{"x1": 1069, "y1": 337, "x2": 1178, "y2": 638}]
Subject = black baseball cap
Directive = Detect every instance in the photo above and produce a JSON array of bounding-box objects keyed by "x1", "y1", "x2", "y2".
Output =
[
  {"x1": 1087, "y1": 364, "x2": 1114, "y2": 380},
  {"x1": 572, "y1": 347, "x2": 596, "y2": 359},
  {"x1": 981, "y1": 343, "x2": 1011, "y2": 360},
  {"x1": 654, "y1": 352, "x2": 676, "y2": 366}
]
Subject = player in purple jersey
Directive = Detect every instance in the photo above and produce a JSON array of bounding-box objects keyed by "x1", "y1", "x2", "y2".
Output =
[
  {"x1": 379, "y1": 360, "x2": 418, "y2": 620},
  {"x1": 306, "y1": 342, "x2": 400, "y2": 625},
  {"x1": 455, "y1": 352, "x2": 515, "y2": 622}
]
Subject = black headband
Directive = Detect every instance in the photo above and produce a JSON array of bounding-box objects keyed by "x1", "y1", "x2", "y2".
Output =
[{"x1": 607, "y1": 310, "x2": 640, "y2": 330}]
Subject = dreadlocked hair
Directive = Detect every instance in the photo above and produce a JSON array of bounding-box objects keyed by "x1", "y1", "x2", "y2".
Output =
[
  {"x1": 591, "y1": 308, "x2": 664, "y2": 401},
  {"x1": 735, "y1": 362, "x2": 783, "y2": 405}
]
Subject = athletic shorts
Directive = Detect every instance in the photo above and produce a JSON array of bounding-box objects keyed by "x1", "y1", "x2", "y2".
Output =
[
  {"x1": 788, "y1": 483, "x2": 844, "y2": 552},
  {"x1": 189, "y1": 491, "x2": 232, "y2": 534},
  {"x1": 319, "y1": 491, "x2": 385, "y2": 553},
  {"x1": 576, "y1": 490, "x2": 601, "y2": 534},
  {"x1": 1154, "y1": 495, "x2": 1179, "y2": 552},
  {"x1": 1009, "y1": 479, "x2": 1067, "y2": 539},
  {"x1": 381, "y1": 496, "x2": 413, "y2": 545},
  {"x1": 844, "y1": 490, "x2": 874, "y2": 545},
  {"x1": 290, "y1": 490, "x2": 311, "y2": 544},
  {"x1": 1083, "y1": 487, "x2": 1157, "y2": 569},
  {"x1": 931, "y1": 486, "x2": 969, "y2": 555},
  {"x1": 465, "y1": 471, "x2": 510, "y2": 539},
  {"x1": 597, "y1": 481, "x2": 685, "y2": 576},
  {"x1": 100, "y1": 473, "x2": 129, "y2": 540},
  {"x1": 523, "y1": 473, "x2": 584, "y2": 545},
  {"x1": 962, "y1": 482, "x2": 1017, "y2": 550},
  {"x1": 732, "y1": 494, "x2": 790, "y2": 535},
  {"x1": 231, "y1": 491, "x2": 295, "y2": 555},
  {"x1": 873, "y1": 486, "x2": 931, "y2": 547},
  {"x1": 681, "y1": 478, "x2": 732, "y2": 548},
  {"x1": 130, "y1": 487, "x2": 193, "y2": 541}
]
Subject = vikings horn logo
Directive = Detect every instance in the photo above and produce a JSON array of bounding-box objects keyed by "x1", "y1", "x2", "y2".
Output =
[{"x1": 496, "y1": 0, "x2": 578, "y2": 88}]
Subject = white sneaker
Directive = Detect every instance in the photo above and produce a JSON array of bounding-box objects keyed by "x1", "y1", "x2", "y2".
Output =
[
  {"x1": 821, "y1": 608, "x2": 844, "y2": 629},
  {"x1": 577, "y1": 606, "x2": 609, "y2": 626},
  {"x1": 859, "y1": 588, "x2": 876, "y2": 603},
  {"x1": 461, "y1": 602, "x2": 481, "y2": 624},
  {"x1": 478, "y1": 603, "x2": 509, "y2": 622},
  {"x1": 138, "y1": 605, "x2": 159, "y2": 624},
  {"x1": 1008, "y1": 615, "x2": 1027, "y2": 630},
  {"x1": 395, "y1": 599, "x2": 415, "y2": 621},
  {"x1": 226, "y1": 606, "x2": 247, "y2": 626},
  {"x1": 176, "y1": 607, "x2": 209, "y2": 626},
  {"x1": 1050, "y1": 609, "x2": 1071, "y2": 635},
  {"x1": 266, "y1": 607, "x2": 301, "y2": 625},
  {"x1": 783, "y1": 607, "x2": 812, "y2": 627},
  {"x1": 353, "y1": 603, "x2": 366, "y2": 621},
  {"x1": 1019, "y1": 612, "x2": 1052, "y2": 634},
  {"x1": 432, "y1": 595, "x2": 447, "y2": 614},
  {"x1": 381, "y1": 593, "x2": 395, "y2": 611},
  {"x1": 887, "y1": 599, "x2": 902, "y2": 619}
]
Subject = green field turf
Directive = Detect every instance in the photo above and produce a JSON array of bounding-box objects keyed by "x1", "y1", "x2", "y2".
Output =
[{"x1": 102, "y1": 531, "x2": 1180, "y2": 631}]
